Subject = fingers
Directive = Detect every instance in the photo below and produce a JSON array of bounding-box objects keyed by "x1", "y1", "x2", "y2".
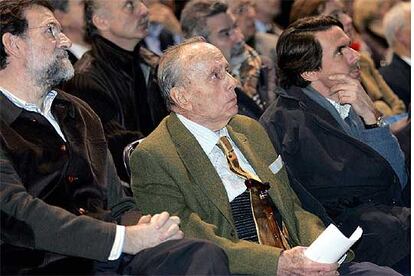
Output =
[
  {"x1": 159, "y1": 222, "x2": 181, "y2": 241},
  {"x1": 152, "y1": 211, "x2": 170, "y2": 229},
  {"x1": 138, "y1": 214, "x2": 151, "y2": 224}
]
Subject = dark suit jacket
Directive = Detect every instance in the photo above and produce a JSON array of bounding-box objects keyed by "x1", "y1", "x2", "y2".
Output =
[
  {"x1": 130, "y1": 113, "x2": 327, "y2": 275},
  {"x1": 380, "y1": 54, "x2": 411, "y2": 108}
]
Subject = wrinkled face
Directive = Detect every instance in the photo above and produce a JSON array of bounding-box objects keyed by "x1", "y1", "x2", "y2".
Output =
[
  {"x1": 23, "y1": 5, "x2": 74, "y2": 88},
  {"x1": 231, "y1": 0, "x2": 256, "y2": 40},
  {"x1": 180, "y1": 44, "x2": 238, "y2": 129},
  {"x1": 321, "y1": 0, "x2": 353, "y2": 38},
  {"x1": 206, "y1": 12, "x2": 245, "y2": 62},
  {"x1": 314, "y1": 26, "x2": 360, "y2": 95},
  {"x1": 100, "y1": 0, "x2": 149, "y2": 45}
]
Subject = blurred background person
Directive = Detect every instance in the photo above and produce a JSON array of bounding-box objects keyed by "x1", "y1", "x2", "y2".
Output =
[
  {"x1": 142, "y1": 0, "x2": 183, "y2": 55},
  {"x1": 379, "y1": 1, "x2": 411, "y2": 109},
  {"x1": 51, "y1": 0, "x2": 90, "y2": 64}
]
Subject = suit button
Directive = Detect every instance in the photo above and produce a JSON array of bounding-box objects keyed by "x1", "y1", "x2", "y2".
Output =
[
  {"x1": 67, "y1": 175, "x2": 78, "y2": 183},
  {"x1": 60, "y1": 144, "x2": 66, "y2": 152}
]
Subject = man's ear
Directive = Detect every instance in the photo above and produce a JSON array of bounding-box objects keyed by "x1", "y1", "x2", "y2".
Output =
[
  {"x1": 92, "y1": 13, "x2": 109, "y2": 32},
  {"x1": 2, "y1": 33, "x2": 23, "y2": 59},
  {"x1": 300, "y1": 71, "x2": 319, "y2": 82},
  {"x1": 170, "y1": 86, "x2": 192, "y2": 111}
]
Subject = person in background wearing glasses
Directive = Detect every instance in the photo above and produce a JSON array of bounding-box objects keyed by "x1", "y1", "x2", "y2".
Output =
[
  {"x1": 130, "y1": 37, "x2": 400, "y2": 276},
  {"x1": 63, "y1": 0, "x2": 168, "y2": 184},
  {"x1": 289, "y1": 0, "x2": 406, "y2": 121},
  {"x1": 0, "y1": 0, "x2": 232, "y2": 274}
]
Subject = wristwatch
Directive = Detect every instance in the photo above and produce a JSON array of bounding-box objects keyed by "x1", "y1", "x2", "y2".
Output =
[{"x1": 364, "y1": 116, "x2": 386, "y2": 129}]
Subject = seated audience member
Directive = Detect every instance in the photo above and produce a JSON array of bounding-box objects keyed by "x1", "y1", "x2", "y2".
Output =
[
  {"x1": 63, "y1": 0, "x2": 168, "y2": 182},
  {"x1": 352, "y1": 0, "x2": 397, "y2": 68},
  {"x1": 130, "y1": 37, "x2": 400, "y2": 276},
  {"x1": 254, "y1": 0, "x2": 283, "y2": 36},
  {"x1": 379, "y1": 2, "x2": 411, "y2": 108},
  {"x1": 0, "y1": 1, "x2": 232, "y2": 275},
  {"x1": 289, "y1": 0, "x2": 406, "y2": 118},
  {"x1": 180, "y1": 0, "x2": 274, "y2": 119},
  {"x1": 50, "y1": 0, "x2": 89, "y2": 64},
  {"x1": 259, "y1": 16, "x2": 410, "y2": 270},
  {"x1": 143, "y1": 0, "x2": 183, "y2": 55},
  {"x1": 228, "y1": 0, "x2": 279, "y2": 63}
]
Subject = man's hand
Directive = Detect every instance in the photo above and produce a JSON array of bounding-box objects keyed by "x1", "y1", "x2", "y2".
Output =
[
  {"x1": 122, "y1": 211, "x2": 184, "y2": 255},
  {"x1": 277, "y1": 246, "x2": 339, "y2": 276},
  {"x1": 148, "y1": 3, "x2": 182, "y2": 35},
  {"x1": 329, "y1": 74, "x2": 377, "y2": 125}
]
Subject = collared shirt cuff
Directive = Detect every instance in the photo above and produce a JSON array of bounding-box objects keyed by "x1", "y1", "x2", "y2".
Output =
[{"x1": 108, "y1": 225, "x2": 125, "y2": 260}]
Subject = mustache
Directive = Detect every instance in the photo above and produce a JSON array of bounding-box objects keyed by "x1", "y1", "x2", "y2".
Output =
[
  {"x1": 350, "y1": 62, "x2": 360, "y2": 71},
  {"x1": 231, "y1": 41, "x2": 245, "y2": 57}
]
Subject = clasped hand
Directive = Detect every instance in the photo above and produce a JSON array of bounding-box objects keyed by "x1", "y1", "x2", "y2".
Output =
[{"x1": 123, "y1": 211, "x2": 184, "y2": 255}]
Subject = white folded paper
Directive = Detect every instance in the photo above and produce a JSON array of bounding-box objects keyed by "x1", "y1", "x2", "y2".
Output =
[{"x1": 304, "y1": 224, "x2": 363, "y2": 264}]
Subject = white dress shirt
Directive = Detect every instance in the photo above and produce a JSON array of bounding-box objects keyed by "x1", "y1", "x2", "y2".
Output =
[
  {"x1": 0, "y1": 87, "x2": 125, "y2": 260},
  {"x1": 177, "y1": 114, "x2": 260, "y2": 202}
]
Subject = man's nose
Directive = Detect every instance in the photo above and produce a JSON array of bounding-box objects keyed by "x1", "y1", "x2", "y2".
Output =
[
  {"x1": 137, "y1": 1, "x2": 149, "y2": 17},
  {"x1": 57, "y1": 32, "x2": 72, "y2": 49},
  {"x1": 231, "y1": 27, "x2": 245, "y2": 44},
  {"x1": 347, "y1": 47, "x2": 360, "y2": 64},
  {"x1": 226, "y1": 72, "x2": 237, "y2": 90}
]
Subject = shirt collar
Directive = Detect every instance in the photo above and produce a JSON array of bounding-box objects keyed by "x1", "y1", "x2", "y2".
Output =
[
  {"x1": 401, "y1": 56, "x2": 411, "y2": 66},
  {"x1": 0, "y1": 86, "x2": 57, "y2": 115},
  {"x1": 325, "y1": 98, "x2": 351, "y2": 120},
  {"x1": 176, "y1": 113, "x2": 228, "y2": 155}
]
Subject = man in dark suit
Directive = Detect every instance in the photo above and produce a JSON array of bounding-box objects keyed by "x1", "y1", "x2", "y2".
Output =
[
  {"x1": 130, "y1": 37, "x2": 400, "y2": 275},
  {"x1": 63, "y1": 0, "x2": 169, "y2": 182},
  {"x1": 260, "y1": 16, "x2": 409, "y2": 272},
  {"x1": 0, "y1": 1, "x2": 231, "y2": 274},
  {"x1": 380, "y1": 2, "x2": 411, "y2": 108}
]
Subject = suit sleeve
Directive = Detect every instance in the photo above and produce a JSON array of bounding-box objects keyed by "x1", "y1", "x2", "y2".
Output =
[
  {"x1": 0, "y1": 148, "x2": 116, "y2": 261},
  {"x1": 131, "y1": 147, "x2": 281, "y2": 275}
]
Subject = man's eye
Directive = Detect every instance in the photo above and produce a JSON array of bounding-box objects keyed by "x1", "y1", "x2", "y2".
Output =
[{"x1": 126, "y1": 1, "x2": 135, "y2": 10}]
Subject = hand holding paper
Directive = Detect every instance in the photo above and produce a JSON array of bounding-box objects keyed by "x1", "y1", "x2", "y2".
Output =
[{"x1": 305, "y1": 224, "x2": 363, "y2": 264}]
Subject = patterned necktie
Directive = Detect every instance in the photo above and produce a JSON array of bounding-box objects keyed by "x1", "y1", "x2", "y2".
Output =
[{"x1": 217, "y1": 136, "x2": 290, "y2": 249}]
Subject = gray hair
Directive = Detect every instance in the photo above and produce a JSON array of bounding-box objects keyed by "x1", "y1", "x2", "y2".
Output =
[
  {"x1": 180, "y1": 0, "x2": 228, "y2": 39},
  {"x1": 157, "y1": 37, "x2": 206, "y2": 110},
  {"x1": 383, "y1": 2, "x2": 410, "y2": 47}
]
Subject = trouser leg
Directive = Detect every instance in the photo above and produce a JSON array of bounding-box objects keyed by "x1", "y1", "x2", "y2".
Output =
[
  {"x1": 339, "y1": 262, "x2": 401, "y2": 276},
  {"x1": 119, "y1": 238, "x2": 230, "y2": 275}
]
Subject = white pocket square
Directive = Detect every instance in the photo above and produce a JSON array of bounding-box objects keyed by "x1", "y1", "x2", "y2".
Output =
[{"x1": 269, "y1": 155, "x2": 284, "y2": 174}]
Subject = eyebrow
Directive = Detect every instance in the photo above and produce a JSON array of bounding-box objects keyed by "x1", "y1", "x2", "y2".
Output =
[{"x1": 334, "y1": 39, "x2": 351, "y2": 56}]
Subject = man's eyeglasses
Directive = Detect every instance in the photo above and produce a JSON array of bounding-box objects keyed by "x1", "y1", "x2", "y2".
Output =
[{"x1": 27, "y1": 23, "x2": 63, "y2": 41}]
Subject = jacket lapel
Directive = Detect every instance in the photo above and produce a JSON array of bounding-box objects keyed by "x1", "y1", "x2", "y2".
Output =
[{"x1": 166, "y1": 113, "x2": 234, "y2": 224}]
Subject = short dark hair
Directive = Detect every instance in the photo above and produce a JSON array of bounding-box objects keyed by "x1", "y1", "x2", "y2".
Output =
[
  {"x1": 0, "y1": 0, "x2": 53, "y2": 70},
  {"x1": 180, "y1": 0, "x2": 228, "y2": 39},
  {"x1": 276, "y1": 15, "x2": 343, "y2": 89}
]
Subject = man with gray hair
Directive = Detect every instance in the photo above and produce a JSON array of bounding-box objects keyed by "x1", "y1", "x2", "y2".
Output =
[
  {"x1": 380, "y1": 2, "x2": 411, "y2": 108},
  {"x1": 0, "y1": 0, "x2": 230, "y2": 274},
  {"x1": 63, "y1": 0, "x2": 168, "y2": 183},
  {"x1": 180, "y1": 0, "x2": 275, "y2": 119},
  {"x1": 131, "y1": 37, "x2": 401, "y2": 276}
]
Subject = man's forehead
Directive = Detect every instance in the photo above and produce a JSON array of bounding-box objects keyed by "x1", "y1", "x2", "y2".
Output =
[
  {"x1": 206, "y1": 12, "x2": 234, "y2": 33},
  {"x1": 315, "y1": 27, "x2": 349, "y2": 48},
  {"x1": 24, "y1": 5, "x2": 59, "y2": 27}
]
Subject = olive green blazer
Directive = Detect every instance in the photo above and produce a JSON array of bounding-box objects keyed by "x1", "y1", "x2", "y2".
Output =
[{"x1": 131, "y1": 113, "x2": 325, "y2": 275}]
